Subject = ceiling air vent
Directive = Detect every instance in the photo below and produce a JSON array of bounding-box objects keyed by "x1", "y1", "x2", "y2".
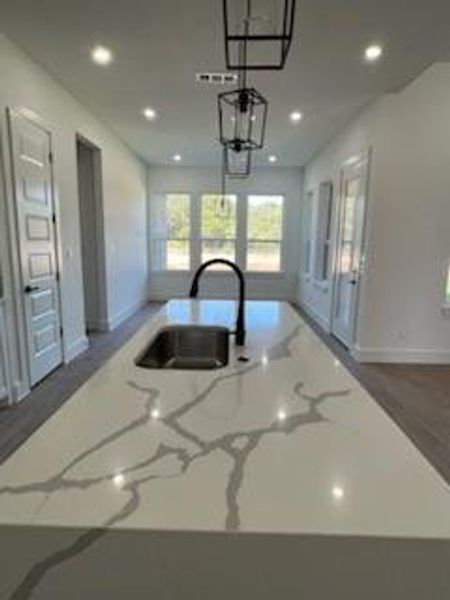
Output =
[{"x1": 196, "y1": 72, "x2": 238, "y2": 86}]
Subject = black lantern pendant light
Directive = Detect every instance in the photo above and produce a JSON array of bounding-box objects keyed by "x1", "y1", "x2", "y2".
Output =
[
  {"x1": 223, "y1": 0, "x2": 296, "y2": 70},
  {"x1": 217, "y1": 0, "x2": 296, "y2": 181},
  {"x1": 218, "y1": 33, "x2": 268, "y2": 180},
  {"x1": 218, "y1": 86, "x2": 268, "y2": 152}
]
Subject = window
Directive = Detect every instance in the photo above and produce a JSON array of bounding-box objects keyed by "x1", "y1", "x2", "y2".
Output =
[
  {"x1": 340, "y1": 178, "x2": 358, "y2": 275},
  {"x1": 314, "y1": 182, "x2": 333, "y2": 282},
  {"x1": 201, "y1": 194, "x2": 237, "y2": 269},
  {"x1": 149, "y1": 192, "x2": 285, "y2": 273},
  {"x1": 301, "y1": 191, "x2": 313, "y2": 274},
  {"x1": 149, "y1": 194, "x2": 191, "y2": 270},
  {"x1": 246, "y1": 195, "x2": 284, "y2": 271},
  {"x1": 445, "y1": 262, "x2": 450, "y2": 306}
]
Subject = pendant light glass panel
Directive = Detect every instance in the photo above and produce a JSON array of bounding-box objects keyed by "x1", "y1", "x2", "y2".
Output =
[{"x1": 223, "y1": 0, "x2": 296, "y2": 70}]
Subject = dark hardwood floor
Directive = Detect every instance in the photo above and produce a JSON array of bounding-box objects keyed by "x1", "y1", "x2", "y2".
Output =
[
  {"x1": 294, "y1": 304, "x2": 450, "y2": 485},
  {"x1": 1, "y1": 300, "x2": 449, "y2": 489},
  {"x1": 0, "y1": 303, "x2": 162, "y2": 464}
]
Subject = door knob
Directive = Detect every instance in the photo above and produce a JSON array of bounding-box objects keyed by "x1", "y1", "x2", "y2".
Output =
[
  {"x1": 24, "y1": 285, "x2": 40, "y2": 294},
  {"x1": 349, "y1": 269, "x2": 358, "y2": 285}
]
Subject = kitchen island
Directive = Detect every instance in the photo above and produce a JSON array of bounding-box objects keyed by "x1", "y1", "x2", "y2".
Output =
[{"x1": 0, "y1": 300, "x2": 449, "y2": 599}]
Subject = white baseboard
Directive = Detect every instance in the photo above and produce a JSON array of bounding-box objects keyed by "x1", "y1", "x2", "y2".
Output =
[
  {"x1": 107, "y1": 298, "x2": 149, "y2": 331},
  {"x1": 0, "y1": 387, "x2": 8, "y2": 405},
  {"x1": 65, "y1": 336, "x2": 89, "y2": 363},
  {"x1": 353, "y1": 345, "x2": 450, "y2": 364},
  {"x1": 296, "y1": 298, "x2": 331, "y2": 333},
  {"x1": 14, "y1": 379, "x2": 29, "y2": 402}
]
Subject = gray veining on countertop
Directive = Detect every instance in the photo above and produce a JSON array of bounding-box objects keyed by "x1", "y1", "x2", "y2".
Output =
[{"x1": 0, "y1": 300, "x2": 450, "y2": 599}]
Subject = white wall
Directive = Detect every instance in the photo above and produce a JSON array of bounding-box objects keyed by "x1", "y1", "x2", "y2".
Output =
[
  {"x1": 298, "y1": 101, "x2": 384, "y2": 332},
  {"x1": 0, "y1": 35, "x2": 148, "y2": 400},
  {"x1": 147, "y1": 165, "x2": 303, "y2": 301},
  {"x1": 357, "y1": 64, "x2": 450, "y2": 362},
  {"x1": 299, "y1": 63, "x2": 450, "y2": 363}
]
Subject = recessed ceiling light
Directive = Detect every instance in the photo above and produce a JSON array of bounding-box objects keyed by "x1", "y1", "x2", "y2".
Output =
[
  {"x1": 277, "y1": 409, "x2": 287, "y2": 422},
  {"x1": 143, "y1": 107, "x2": 157, "y2": 121},
  {"x1": 268, "y1": 155, "x2": 278, "y2": 163},
  {"x1": 364, "y1": 44, "x2": 383, "y2": 63},
  {"x1": 290, "y1": 111, "x2": 303, "y2": 123},
  {"x1": 173, "y1": 154, "x2": 182, "y2": 162},
  {"x1": 151, "y1": 408, "x2": 160, "y2": 419},
  {"x1": 91, "y1": 45, "x2": 113, "y2": 66},
  {"x1": 332, "y1": 485, "x2": 345, "y2": 500},
  {"x1": 113, "y1": 473, "x2": 125, "y2": 487}
]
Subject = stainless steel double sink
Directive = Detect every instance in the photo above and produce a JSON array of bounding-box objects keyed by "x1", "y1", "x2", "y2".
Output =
[{"x1": 135, "y1": 325, "x2": 229, "y2": 370}]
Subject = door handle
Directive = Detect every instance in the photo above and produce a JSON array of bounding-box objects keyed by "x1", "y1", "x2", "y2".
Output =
[
  {"x1": 349, "y1": 269, "x2": 359, "y2": 285},
  {"x1": 24, "y1": 285, "x2": 40, "y2": 294}
]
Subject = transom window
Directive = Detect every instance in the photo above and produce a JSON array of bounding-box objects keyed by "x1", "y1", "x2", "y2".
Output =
[{"x1": 149, "y1": 192, "x2": 285, "y2": 273}]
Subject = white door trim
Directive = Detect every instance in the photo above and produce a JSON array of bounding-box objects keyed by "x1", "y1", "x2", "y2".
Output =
[
  {"x1": 76, "y1": 134, "x2": 108, "y2": 333},
  {"x1": 0, "y1": 302, "x2": 13, "y2": 405},
  {"x1": 1, "y1": 109, "x2": 30, "y2": 400}
]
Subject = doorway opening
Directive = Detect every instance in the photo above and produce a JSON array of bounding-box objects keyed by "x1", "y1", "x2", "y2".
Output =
[{"x1": 76, "y1": 136, "x2": 107, "y2": 336}]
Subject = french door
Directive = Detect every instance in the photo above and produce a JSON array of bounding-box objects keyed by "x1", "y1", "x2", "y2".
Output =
[{"x1": 331, "y1": 154, "x2": 369, "y2": 348}]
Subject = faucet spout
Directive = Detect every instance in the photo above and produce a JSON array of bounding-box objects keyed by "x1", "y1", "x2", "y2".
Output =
[{"x1": 189, "y1": 259, "x2": 246, "y2": 346}]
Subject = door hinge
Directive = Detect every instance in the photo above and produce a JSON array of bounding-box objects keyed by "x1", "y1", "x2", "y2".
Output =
[
  {"x1": 52, "y1": 213, "x2": 56, "y2": 224},
  {"x1": 49, "y1": 151, "x2": 54, "y2": 164},
  {"x1": 56, "y1": 271, "x2": 60, "y2": 282},
  {"x1": 59, "y1": 326, "x2": 64, "y2": 338}
]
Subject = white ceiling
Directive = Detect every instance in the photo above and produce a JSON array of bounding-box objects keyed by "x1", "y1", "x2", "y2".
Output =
[{"x1": 1, "y1": 0, "x2": 450, "y2": 167}]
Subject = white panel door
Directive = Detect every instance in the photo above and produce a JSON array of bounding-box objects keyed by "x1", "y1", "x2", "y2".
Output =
[
  {"x1": 9, "y1": 112, "x2": 63, "y2": 386},
  {"x1": 331, "y1": 156, "x2": 368, "y2": 348}
]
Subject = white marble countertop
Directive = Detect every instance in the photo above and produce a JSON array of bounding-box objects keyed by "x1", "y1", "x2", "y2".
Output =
[{"x1": 0, "y1": 300, "x2": 449, "y2": 540}]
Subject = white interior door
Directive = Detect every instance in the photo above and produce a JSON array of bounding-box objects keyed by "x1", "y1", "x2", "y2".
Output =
[
  {"x1": 331, "y1": 155, "x2": 368, "y2": 348},
  {"x1": 9, "y1": 111, "x2": 63, "y2": 386}
]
